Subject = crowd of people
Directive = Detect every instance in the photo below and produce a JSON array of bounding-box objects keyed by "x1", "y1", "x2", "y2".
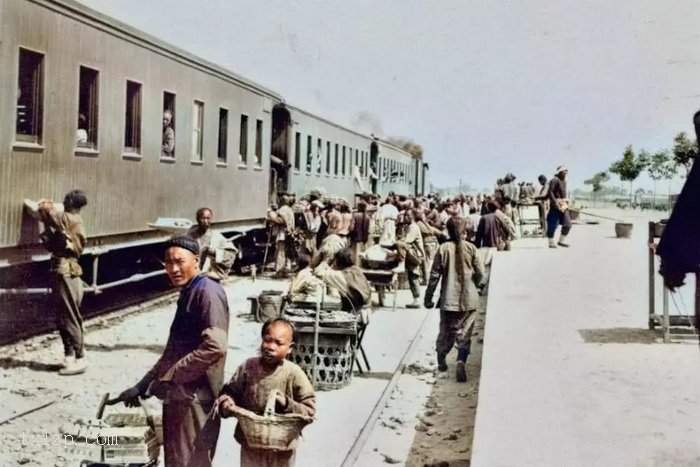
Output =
[{"x1": 22, "y1": 164, "x2": 573, "y2": 466}]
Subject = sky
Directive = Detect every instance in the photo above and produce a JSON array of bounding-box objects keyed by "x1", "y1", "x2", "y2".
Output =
[{"x1": 78, "y1": 0, "x2": 700, "y2": 192}]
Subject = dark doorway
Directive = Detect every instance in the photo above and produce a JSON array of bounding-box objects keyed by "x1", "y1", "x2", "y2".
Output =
[
  {"x1": 270, "y1": 104, "x2": 291, "y2": 199},
  {"x1": 370, "y1": 142, "x2": 379, "y2": 195}
]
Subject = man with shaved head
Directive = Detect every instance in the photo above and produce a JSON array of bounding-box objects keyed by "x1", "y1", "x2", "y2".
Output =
[{"x1": 118, "y1": 235, "x2": 229, "y2": 467}]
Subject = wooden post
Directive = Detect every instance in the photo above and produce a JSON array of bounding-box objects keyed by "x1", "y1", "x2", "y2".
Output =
[
  {"x1": 311, "y1": 290, "x2": 323, "y2": 388},
  {"x1": 663, "y1": 284, "x2": 670, "y2": 343},
  {"x1": 648, "y1": 222, "x2": 656, "y2": 330},
  {"x1": 695, "y1": 270, "x2": 700, "y2": 334}
]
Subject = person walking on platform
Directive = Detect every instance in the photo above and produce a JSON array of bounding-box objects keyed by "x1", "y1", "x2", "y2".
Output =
[
  {"x1": 398, "y1": 209, "x2": 425, "y2": 309},
  {"x1": 416, "y1": 209, "x2": 443, "y2": 285},
  {"x1": 117, "y1": 235, "x2": 229, "y2": 467},
  {"x1": 26, "y1": 190, "x2": 88, "y2": 375},
  {"x1": 424, "y1": 217, "x2": 484, "y2": 382},
  {"x1": 546, "y1": 166, "x2": 572, "y2": 248}
]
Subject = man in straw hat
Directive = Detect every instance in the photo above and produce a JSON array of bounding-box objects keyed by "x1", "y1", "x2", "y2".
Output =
[
  {"x1": 546, "y1": 165, "x2": 572, "y2": 248},
  {"x1": 117, "y1": 235, "x2": 229, "y2": 467}
]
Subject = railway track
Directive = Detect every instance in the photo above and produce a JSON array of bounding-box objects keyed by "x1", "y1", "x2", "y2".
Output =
[
  {"x1": 341, "y1": 305, "x2": 433, "y2": 466},
  {"x1": 0, "y1": 274, "x2": 442, "y2": 466}
]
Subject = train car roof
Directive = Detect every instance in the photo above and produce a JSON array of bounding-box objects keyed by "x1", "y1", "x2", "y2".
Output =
[
  {"x1": 283, "y1": 103, "x2": 421, "y2": 162},
  {"x1": 38, "y1": 0, "x2": 283, "y2": 100}
]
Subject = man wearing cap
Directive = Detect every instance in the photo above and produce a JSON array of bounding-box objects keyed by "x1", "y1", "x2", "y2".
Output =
[
  {"x1": 117, "y1": 235, "x2": 229, "y2": 467},
  {"x1": 546, "y1": 166, "x2": 572, "y2": 248}
]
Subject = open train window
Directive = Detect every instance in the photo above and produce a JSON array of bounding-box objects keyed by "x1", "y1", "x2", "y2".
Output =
[
  {"x1": 306, "y1": 135, "x2": 312, "y2": 173},
  {"x1": 334, "y1": 144, "x2": 339, "y2": 176},
  {"x1": 77, "y1": 66, "x2": 99, "y2": 151},
  {"x1": 162, "y1": 92, "x2": 176, "y2": 159},
  {"x1": 342, "y1": 146, "x2": 346, "y2": 176},
  {"x1": 294, "y1": 132, "x2": 301, "y2": 170},
  {"x1": 316, "y1": 138, "x2": 323, "y2": 174},
  {"x1": 239, "y1": 114, "x2": 248, "y2": 164},
  {"x1": 255, "y1": 119, "x2": 263, "y2": 167},
  {"x1": 124, "y1": 81, "x2": 142, "y2": 154},
  {"x1": 192, "y1": 100, "x2": 204, "y2": 162},
  {"x1": 218, "y1": 108, "x2": 228, "y2": 164},
  {"x1": 325, "y1": 141, "x2": 331, "y2": 175},
  {"x1": 16, "y1": 48, "x2": 44, "y2": 144},
  {"x1": 356, "y1": 149, "x2": 360, "y2": 175}
]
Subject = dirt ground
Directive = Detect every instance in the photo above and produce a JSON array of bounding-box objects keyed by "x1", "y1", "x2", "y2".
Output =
[{"x1": 405, "y1": 294, "x2": 487, "y2": 467}]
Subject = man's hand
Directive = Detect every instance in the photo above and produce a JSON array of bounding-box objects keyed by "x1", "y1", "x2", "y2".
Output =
[
  {"x1": 116, "y1": 386, "x2": 142, "y2": 408},
  {"x1": 215, "y1": 394, "x2": 236, "y2": 418}
]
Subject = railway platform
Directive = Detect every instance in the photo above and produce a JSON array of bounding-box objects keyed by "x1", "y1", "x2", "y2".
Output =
[
  {"x1": 0, "y1": 273, "x2": 448, "y2": 466},
  {"x1": 472, "y1": 213, "x2": 700, "y2": 466}
]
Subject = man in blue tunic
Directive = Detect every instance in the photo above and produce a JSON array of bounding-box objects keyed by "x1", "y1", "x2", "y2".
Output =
[{"x1": 118, "y1": 235, "x2": 229, "y2": 467}]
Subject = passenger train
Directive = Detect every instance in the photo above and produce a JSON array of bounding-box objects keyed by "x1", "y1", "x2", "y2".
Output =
[{"x1": 0, "y1": 0, "x2": 429, "y2": 280}]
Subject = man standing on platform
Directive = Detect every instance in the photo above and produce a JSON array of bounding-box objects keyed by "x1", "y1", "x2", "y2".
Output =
[
  {"x1": 117, "y1": 235, "x2": 229, "y2": 467},
  {"x1": 535, "y1": 174, "x2": 550, "y2": 236},
  {"x1": 546, "y1": 166, "x2": 572, "y2": 248}
]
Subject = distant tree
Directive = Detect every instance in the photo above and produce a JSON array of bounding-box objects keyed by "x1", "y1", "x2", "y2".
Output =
[
  {"x1": 387, "y1": 137, "x2": 423, "y2": 159},
  {"x1": 609, "y1": 145, "x2": 650, "y2": 204},
  {"x1": 646, "y1": 150, "x2": 666, "y2": 209},
  {"x1": 583, "y1": 171, "x2": 609, "y2": 206},
  {"x1": 671, "y1": 132, "x2": 697, "y2": 177}
]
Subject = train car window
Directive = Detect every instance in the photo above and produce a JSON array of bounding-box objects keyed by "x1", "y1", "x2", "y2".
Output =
[
  {"x1": 162, "y1": 92, "x2": 176, "y2": 159},
  {"x1": 326, "y1": 141, "x2": 331, "y2": 174},
  {"x1": 342, "y1": 146, "x2": 346, "y2": 176},
  {"x1": 77, "y1": 66, "x2": 99, "y2": 150},
  {"x1": 124, "y1": 81, "x2": 142, "y2": 154},
  {"x1": 334, "y1": 144, "x2": 339, "y2": 176},
  {"x1": 255, "y1": 119, "x2": 263, "y2": 167},
  {"x1": 192, "y1": 100, "x2": 204, "y2": 161},
  {"x1": 316, "y1": 138, "x2": 323, "y2": 174},
  {"x1": 294, "y1": 132, "x2": 301, "y2": 170},
  {"x1": 306, "y1": 135, "x2": 312, "y2": 173},
  {"x1": 217, "y1": 108, "x2": 228, "y2": 163},
  {"x1": 355, "y1": 149, "x2": 360, "y2": 175},
  {"x1": 239, "y1": 114, "x2": 248, "y2": 164},
  {"x1": 16, "y1": 48, "x2": 44, "y2": 144}
]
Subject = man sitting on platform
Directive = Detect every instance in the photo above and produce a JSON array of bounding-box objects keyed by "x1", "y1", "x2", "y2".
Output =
[
  {"x1": 313, "y1": 248, "x2": 372, "y2": 322},
  {"x1": 287, "y1": 253, "x2": 323, "y2": 304}
]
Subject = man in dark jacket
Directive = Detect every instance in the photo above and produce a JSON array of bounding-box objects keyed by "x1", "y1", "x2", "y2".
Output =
[
  {"x1": 118, "y1": 235, "x2": 229, "y2": 467},
  {"x1": 657, "y1": 110, "x2": 700, "y2": 318}
]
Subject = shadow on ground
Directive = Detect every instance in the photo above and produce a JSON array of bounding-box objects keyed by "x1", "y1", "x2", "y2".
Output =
[{"x1": 578, "y1": 327, "x2": 660, "y2": 344}]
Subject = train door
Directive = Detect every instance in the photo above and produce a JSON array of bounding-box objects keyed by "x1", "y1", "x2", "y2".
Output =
[
  {"x1": 270, "y1": 104, "x2": 291, "y2": 200},
  {"x1": 370, "y1": 142, "x2": 379, "y2": 195},
  {"x1": 422, "y1": 162, "x2": 429, "y2": 195},
  {"x1": 414, "y1": 158, "x2": 421, "y2": 196}
]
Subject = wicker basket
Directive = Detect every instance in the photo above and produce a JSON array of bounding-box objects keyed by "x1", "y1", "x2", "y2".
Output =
[{"x1": 231, "y1": 391, "x2": 313, "y2": 452}]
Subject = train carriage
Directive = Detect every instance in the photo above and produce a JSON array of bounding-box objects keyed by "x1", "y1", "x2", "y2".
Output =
[
  {"x1": 0, "y1": 0, "x2": 426, "y2": 279},
  {"x1": 0, "y1": 0, "x2": 286, "y2": 271},
  {"x1": 270, "y1": 103, "x2": 424, "y2": 202}
]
